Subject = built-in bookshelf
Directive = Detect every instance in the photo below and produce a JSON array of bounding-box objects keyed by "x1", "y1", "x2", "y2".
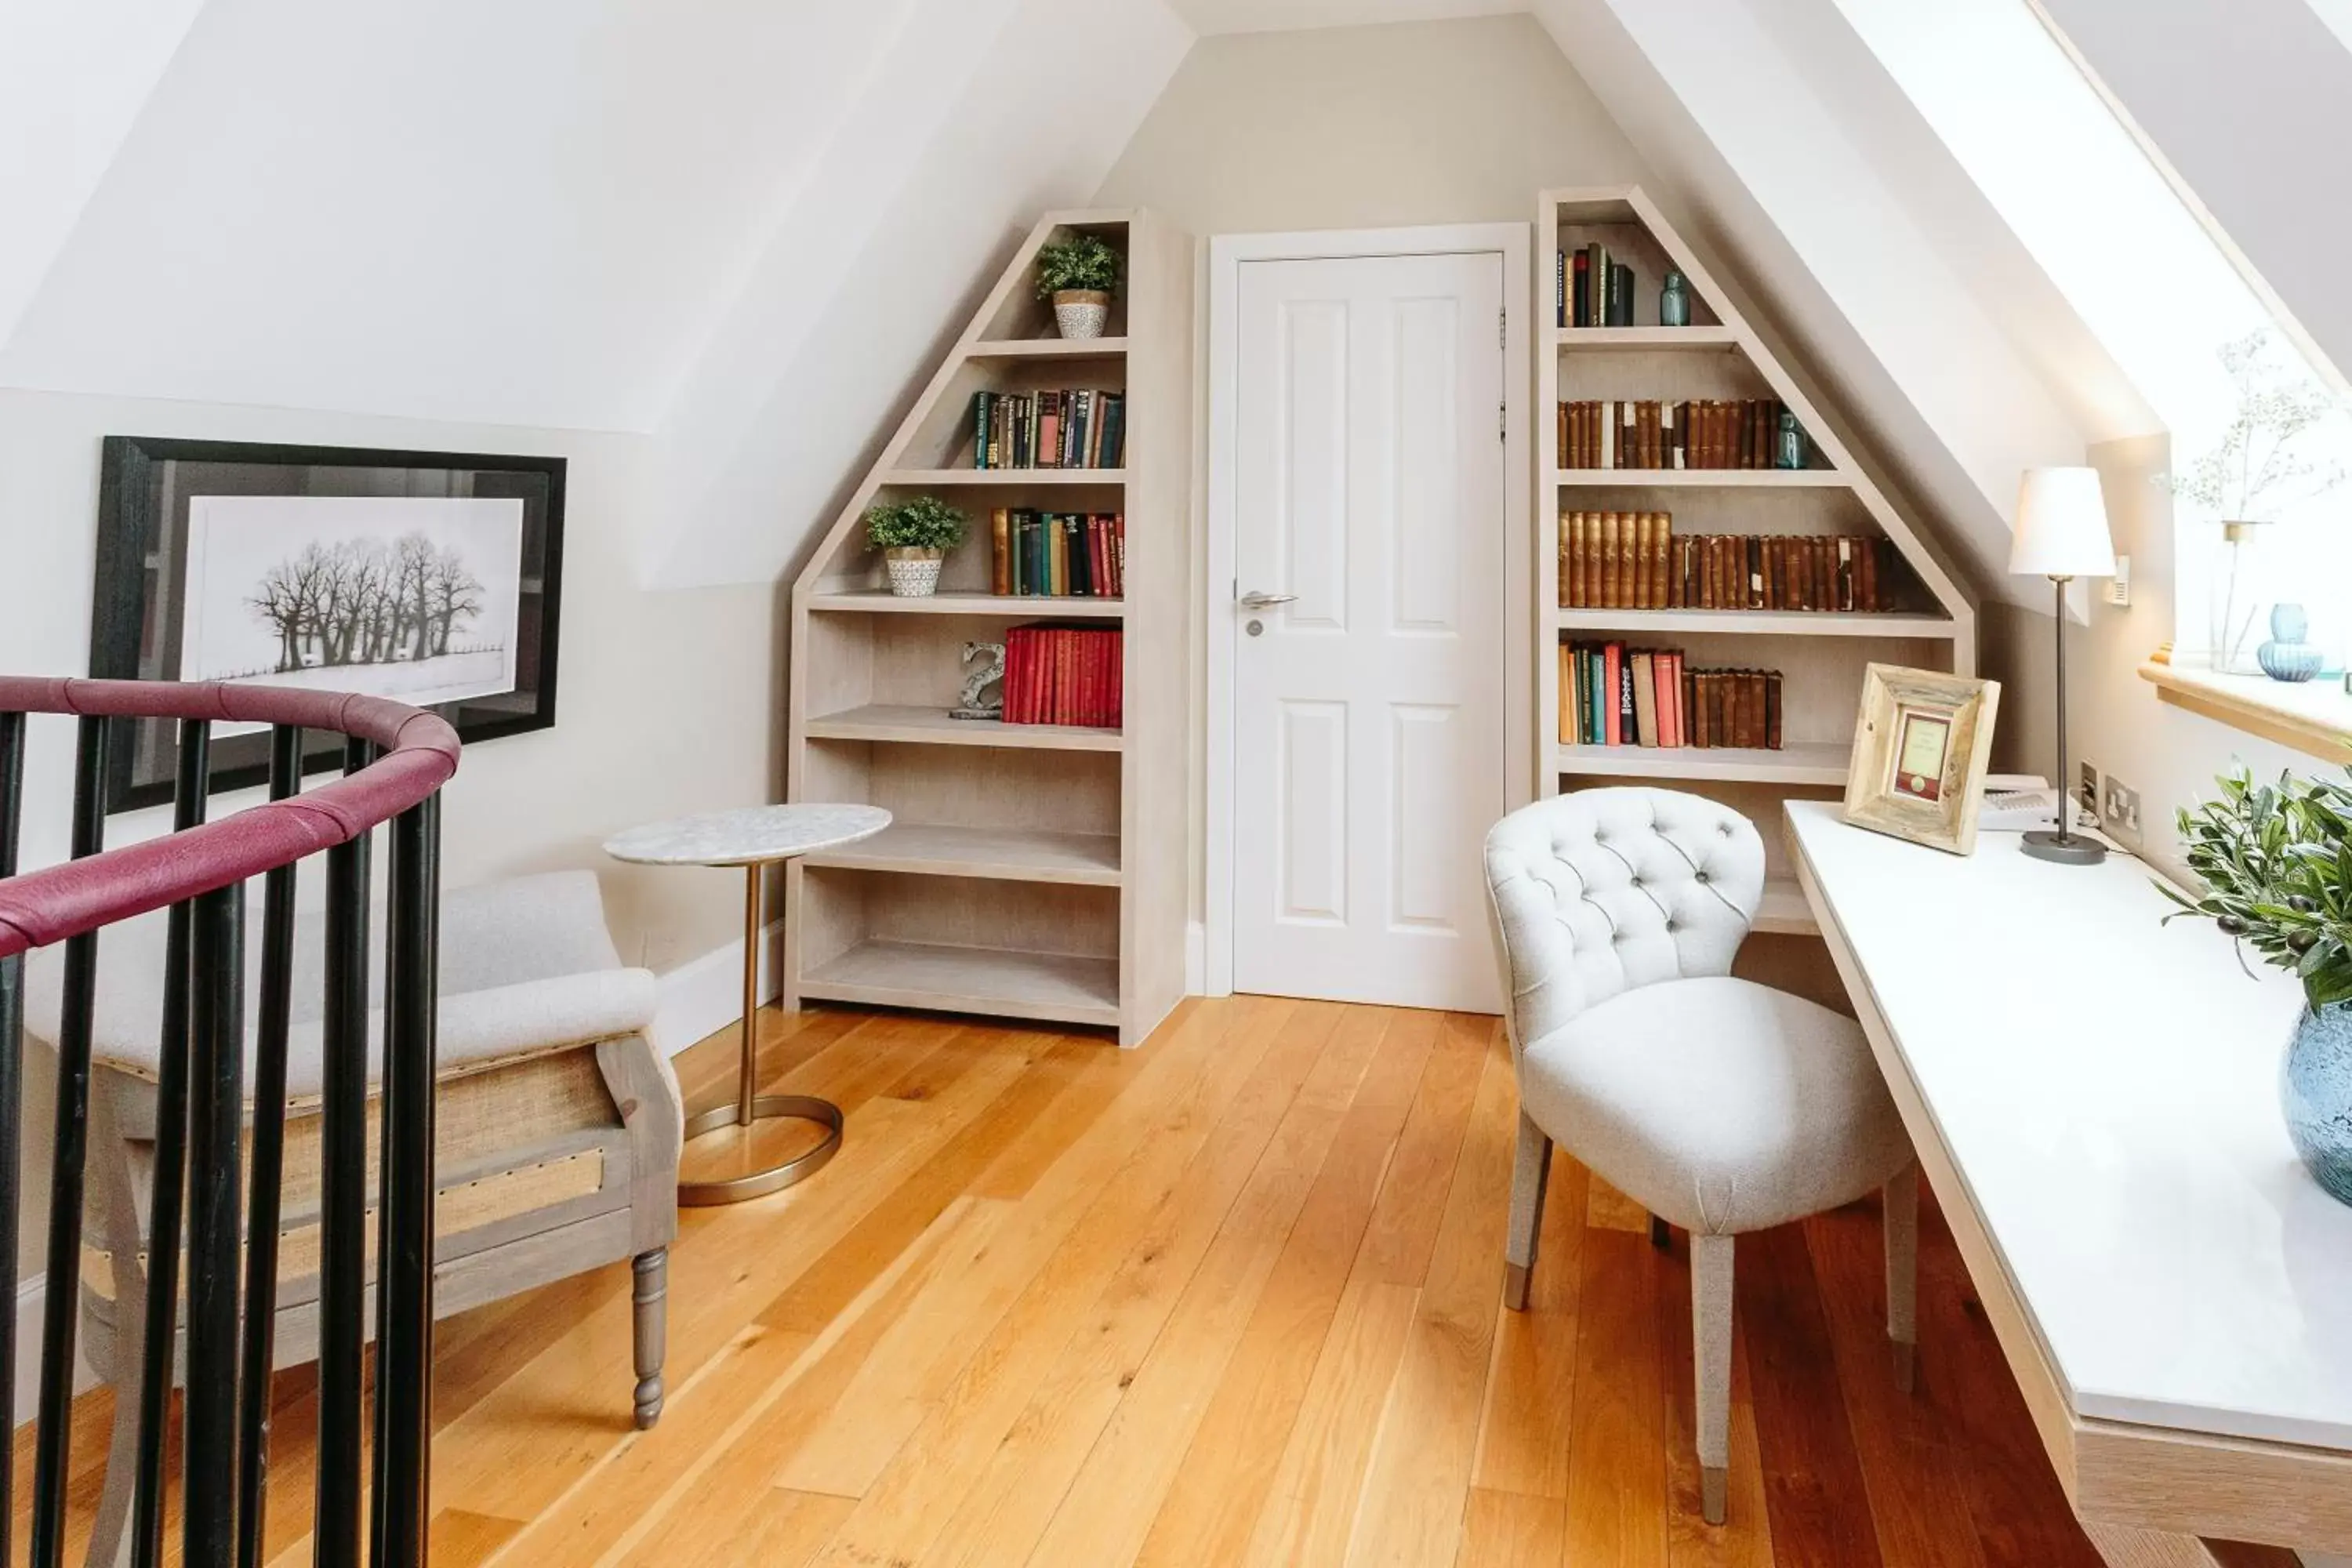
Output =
[
  {"x1": 782, "y1": 209, "x2": 1190, "y2": 1045},
  {"x1": 1536, "y1": 187, "x2": 1976, "y2": 933}
]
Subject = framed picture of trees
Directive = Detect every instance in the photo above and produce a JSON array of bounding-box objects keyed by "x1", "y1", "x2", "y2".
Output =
[{"x1": 90, "y1": 435, "x2": 566, "y2": 812}]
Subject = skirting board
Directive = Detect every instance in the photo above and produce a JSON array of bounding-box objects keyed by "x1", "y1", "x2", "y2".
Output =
[
  {"x1": 649, "y1": 916, "x2": 787, "y2": 1058},
  {"x1": 13, "y1": 1276, "x2": 99, "y2": 1427},
  {"x1": 1185, "y1": 919, "x2": 1207, "y2": 998}
]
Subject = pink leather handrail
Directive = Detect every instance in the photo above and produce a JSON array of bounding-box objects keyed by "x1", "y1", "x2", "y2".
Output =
[{"x1": 0, "y1": 677, "x2": 459, "y2": 960}]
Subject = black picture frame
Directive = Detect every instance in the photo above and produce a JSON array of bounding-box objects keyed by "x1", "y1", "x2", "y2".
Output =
[{"x1": 90, "y1": 435, "x2": 567, "y2": 814}]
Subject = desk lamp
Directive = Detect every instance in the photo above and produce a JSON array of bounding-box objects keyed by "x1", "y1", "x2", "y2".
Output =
[{"x1": 2009, "y1": 466, "x2": 2114, "y2": 866}]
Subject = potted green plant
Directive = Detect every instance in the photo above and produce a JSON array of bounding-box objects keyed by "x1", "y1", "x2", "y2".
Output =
[
  {"x1": 864, "y1": 495, "x2": 967, "y2": 597},
  {"x1": 1035, "y1": 235, "x2": 1120, "y2": 340},
  {"x1": 2162, "y1": 764, "x2": 2352, "y2": 1205}
]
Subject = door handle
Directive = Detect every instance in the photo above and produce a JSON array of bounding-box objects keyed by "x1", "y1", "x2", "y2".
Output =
[{"x1": 1239, "y1": 590, "x2": 1298, "y2": 610}]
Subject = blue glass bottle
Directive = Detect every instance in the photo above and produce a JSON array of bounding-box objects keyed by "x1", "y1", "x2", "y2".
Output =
[
  {"x1": 1659, "y1": 270, "x2": 1690, "y2": 328},
  {"x1": 1775, "y1": 410, "x2": 1808, "y2": 470}
]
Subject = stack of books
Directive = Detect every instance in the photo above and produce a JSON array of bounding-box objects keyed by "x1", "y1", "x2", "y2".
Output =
[
  {"x1": 1558, "y1": 399, "x2": 1794, "y2": 470},
  {"x1": 989, "y1": 510, "x2": 1123, "y2": 597},
  {"x1": 971, "y1": 390, "x2": 1125, "y2": 470},
  {"x1": 1555, "y1": 243, "x2": 1636, "y2": 328},
  {"x1": 1559, "y1": 641, "x2": 1783, "y2": 750},
  {"x1": 1004, "y1": 624, "x2": 1122, "y2": 728},
  {"x1": 1559, "y1": 512, "x2": 1900, "y2": 613}
]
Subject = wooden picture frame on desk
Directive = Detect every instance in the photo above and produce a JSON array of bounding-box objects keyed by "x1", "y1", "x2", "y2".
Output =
[{"x1": 1842, "y1": 662, "x2": 2000, "y2": 855}]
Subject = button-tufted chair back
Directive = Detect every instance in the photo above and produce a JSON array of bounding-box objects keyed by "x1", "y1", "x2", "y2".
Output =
[{"x1": 1483, "y1": 787, "x2": 1766, "y2": 1057}]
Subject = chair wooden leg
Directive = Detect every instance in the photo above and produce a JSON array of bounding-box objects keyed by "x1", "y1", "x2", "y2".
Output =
[
  {"x1": 1691, "y1": 1231, "x2": 1735, "y2": 1526},
  {"x1": 1884, "y1": 1163, "x2": 1919, "y2": 1393},
  {"x1": 632, "y1": 1247, "x2": 668, "y2": 1429},
  {"x1": 1503, "y1": 1111, "x2": 1551, "y2": 1311}
]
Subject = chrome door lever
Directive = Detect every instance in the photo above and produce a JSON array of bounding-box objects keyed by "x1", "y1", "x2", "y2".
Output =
[{"x1": 1239, "y1": 590, "x2": 1299, "y2": 610}]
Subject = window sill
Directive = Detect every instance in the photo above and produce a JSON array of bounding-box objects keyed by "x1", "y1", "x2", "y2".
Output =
[{"x1": 2139, "y1": 647, "x2": 2352, "y2": 764}]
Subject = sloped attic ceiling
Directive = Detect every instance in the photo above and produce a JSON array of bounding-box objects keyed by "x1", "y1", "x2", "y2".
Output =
[{"x1": 5, "y1": 0, "x2": 2139, "y2": 605}]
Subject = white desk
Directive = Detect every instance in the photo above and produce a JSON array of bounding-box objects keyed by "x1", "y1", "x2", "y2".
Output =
[{"x1": 1786, "y1": 800, "x2": 2352, "y2": 1566}]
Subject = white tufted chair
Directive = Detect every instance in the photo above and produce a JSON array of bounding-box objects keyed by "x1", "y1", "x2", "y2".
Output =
[{"x1": 1483, "y1": 787, "x2": 1917, "y2": 1525}]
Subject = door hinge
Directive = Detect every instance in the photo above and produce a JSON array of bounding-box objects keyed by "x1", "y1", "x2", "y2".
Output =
[
  {"x1": 1498, "y1": 307, "x2": 1507, "y2": 349},
  {"x1": 1499, "y1": 403, "x2": 1506, "y2": 442}
]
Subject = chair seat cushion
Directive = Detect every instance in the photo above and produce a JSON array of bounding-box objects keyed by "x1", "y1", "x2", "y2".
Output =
[{"x1": 1518, "y1": 975, "x2": 1910, "y2": 1236}]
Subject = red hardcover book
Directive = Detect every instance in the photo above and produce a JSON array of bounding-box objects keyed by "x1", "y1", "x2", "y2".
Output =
[
  {"x1": 1004, "y1": 628, "x2": 1028, "y2": 724},
  {"x1": 1602, "y1": 641, "x2": 1622, "y2": 746}
]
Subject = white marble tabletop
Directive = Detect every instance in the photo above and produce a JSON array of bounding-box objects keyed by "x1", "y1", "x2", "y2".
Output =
[
  {"x1": 603, "y1": 804, "x2": 891, "y2": 868},
  {"x1": 1786, "y1": 800, "x2": 2352, "y2": 1452}
]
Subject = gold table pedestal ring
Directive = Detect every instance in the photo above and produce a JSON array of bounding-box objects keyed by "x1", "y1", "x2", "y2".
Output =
[
  {"x1": 602, "y1": 804, "x2": 893, "y2": 1208},
  {"x1": 677, "y1": 863, "x2": 844, "y2": 1206}
]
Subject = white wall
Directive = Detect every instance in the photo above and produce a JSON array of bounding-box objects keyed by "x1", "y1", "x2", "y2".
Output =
[
  {"x1": 1091, "y1": 13, "x2": 1659, "y2": 935},
  {"x1": 0, "y1": 389, "x2": 780, "y2": 1275}
]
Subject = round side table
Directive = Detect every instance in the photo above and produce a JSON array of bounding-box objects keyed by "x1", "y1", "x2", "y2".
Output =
[{"x1": 604, "y1": 803, "x2": 889, "y2": 1205}]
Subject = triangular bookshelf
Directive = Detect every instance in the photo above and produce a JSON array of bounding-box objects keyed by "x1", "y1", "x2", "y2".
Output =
[
  {"x1": 1537, "y1": 187, "x2": 1976, "y2": 933},
  {"x1": 782, "y1": 209, "x2": 1190, "y2": 1046}
]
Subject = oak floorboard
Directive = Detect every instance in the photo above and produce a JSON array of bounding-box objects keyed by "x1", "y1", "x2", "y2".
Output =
[
  {"x1": 1560, "y1": 1227, "x2": 1670, "y2": 1568},
  {"x1": 1454, "y1": 1486, "x2": 1566, "y2": 1568},
  {"x1": 27, "y1": 999, "x2": 2131, "y2": 1568},
  {"x1": 954, "y1": 1003, "x2": 1388, "y2": 1568},
  {"x1": 1133, "y1": 1007, "x2": 1444, "y2": 1568},
  {"x1": 1740, "y1": 1221, "x2": 1884, "y2": 1568}
]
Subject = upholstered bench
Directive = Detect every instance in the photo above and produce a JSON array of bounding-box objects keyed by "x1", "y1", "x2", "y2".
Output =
[{"x1": 24, "y1": 869, "x2": 681, "y2": 1561}]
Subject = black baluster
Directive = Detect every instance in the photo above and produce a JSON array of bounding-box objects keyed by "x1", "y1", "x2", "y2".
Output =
[
  {"x1": 370, "y1": 793, "x2": 437, "y2": 1568},
  {"x1": 184, "y1": 878, "x2": 245, "y2": 1568},
  {"x1": 0, "y1": 709, "x2": 25, "y2": 1568},
  {"x1": 131, "y1": 718, "x2": 211, "y2": 1568},
  {"x1": 313, "y1": 739, "x2": 374, "y2": 1568},
  {"x1": 30, "y1": 715, "x2": 107, "y2": 1568},
  {"x1": 238, "y1": 725, "x2": 302, "y2": 1568}
]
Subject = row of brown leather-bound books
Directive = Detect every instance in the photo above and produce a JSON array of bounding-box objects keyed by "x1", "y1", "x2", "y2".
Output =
[
  {"x1": 1560, "y1": 511, "x2": 1898, "y2": 612},
  {"x1": 1558, "y1": 398, "x2": 1791, "y2": 470}
]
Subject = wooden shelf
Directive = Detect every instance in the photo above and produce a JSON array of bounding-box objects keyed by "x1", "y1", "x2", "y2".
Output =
[
  {"x1": 805, "y1": 705, "x2": 1123, "y2": 752},
  {"x1": 884, "y1": 468, "x2": 1127, "y2": 487},
  {"x1": 1555, "y1": 740, "x2": 1849, "y2": 786},
  {"x1": 798, "y1": 940, "x2": 1121, "y2": 1029},
  {"x1": 1552, "y1": 325, "x2": 1739, "y2": 350},
  {"x1": 1552, "y1": 468, "x2": 1847, "y2": 488},
  {"x1": 1753, "y1": 878, "x2": 1817, "y2": 936},
  {"x1": 965, "y1": 337, "x2": 1130, "y2": 358},
  {"x1": 1553, "y1": 608, "x2": 1958, "y2": 639},
  {"x1": 807, "y1": 591, "x2": 1126, "y2": 619},
  {"x1": 801, "y1": 822, "x2": 1121, "y2": 886}
]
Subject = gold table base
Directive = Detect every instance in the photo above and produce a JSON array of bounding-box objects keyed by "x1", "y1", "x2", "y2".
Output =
[{"x1": 677, "y1": 862, "x2": 844, "y2": 1207}]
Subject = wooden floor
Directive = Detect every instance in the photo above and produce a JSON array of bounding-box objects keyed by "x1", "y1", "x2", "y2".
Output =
[{"x1": 19, "y1": 996, "x2": 2113, "y2": 1567}]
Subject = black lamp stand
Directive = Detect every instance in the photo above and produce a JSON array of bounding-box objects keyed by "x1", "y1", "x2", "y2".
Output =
[{"x1": 2021, "y1": 574, "x2": 2105, "y2": 866}]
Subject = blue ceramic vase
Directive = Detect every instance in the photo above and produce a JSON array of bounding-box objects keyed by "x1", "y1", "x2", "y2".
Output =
[
  {"x1": 2258, "y1": 602, "x2": 2325, "y2": 683},
  {"x1": 2283, "y1": 1000, "x2": 2352, "y2": 1207}
]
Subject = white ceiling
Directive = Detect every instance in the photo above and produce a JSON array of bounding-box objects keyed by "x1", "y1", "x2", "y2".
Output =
[{"x1": 1169, "y1": 0, "x2": 1516, "y2": 33}]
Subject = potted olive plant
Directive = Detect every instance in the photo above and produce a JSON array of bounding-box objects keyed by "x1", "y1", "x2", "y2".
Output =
[
  {"x1": 1036, "y1": 234, "x2": 1120, "y2": 340},
  {"x1": 2162, "y1": 765, "x2": 2352, "y2": 1205},
  {"x1": 864, "y1": 495, "x2": 967, "y2": 597}
]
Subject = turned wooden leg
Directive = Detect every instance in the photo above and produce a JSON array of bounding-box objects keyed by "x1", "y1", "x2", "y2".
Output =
[
  {"x1": 632, "y1": 1247, "x2": 668, "y2": 1429},
  {"x1": 1503, "y1": 1111, "x2": 1551, "y2": 1311}
]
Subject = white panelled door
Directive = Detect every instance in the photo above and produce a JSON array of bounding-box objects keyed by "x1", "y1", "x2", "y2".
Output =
[{"x1": 1230, "y1": 251, "x2": 1505, "y2": 1012}]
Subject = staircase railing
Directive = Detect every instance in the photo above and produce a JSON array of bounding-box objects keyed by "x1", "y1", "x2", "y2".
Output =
[{"x1": 0, "y1": 677, "x2": 458, "y2": 1568}]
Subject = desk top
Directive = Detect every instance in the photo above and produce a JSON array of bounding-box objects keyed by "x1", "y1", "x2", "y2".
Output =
[{"x1": 1786, "y1": 800, "x2": 2352, "y2": 1452}]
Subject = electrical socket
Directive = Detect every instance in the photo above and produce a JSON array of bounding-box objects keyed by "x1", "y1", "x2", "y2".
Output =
[
  {"x1": 2078, "y1": 760, "x2": 2101, "y2": 818},
  {"x1": 2103, "y1": 775, "x2": 2143, "y2": 847}
]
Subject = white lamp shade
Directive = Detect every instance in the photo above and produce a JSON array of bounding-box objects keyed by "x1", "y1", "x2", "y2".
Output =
[{"x1": 2010, "y1": 466, "x2": 2115, "y2": 578}]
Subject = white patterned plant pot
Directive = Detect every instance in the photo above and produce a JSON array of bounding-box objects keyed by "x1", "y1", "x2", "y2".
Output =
[
  {"x1": 884, "y1": 548, "x2": 944, "y2": 597},
  {"x1": 1052, "y1": 290, "x2": 1110, "y2": 340}
]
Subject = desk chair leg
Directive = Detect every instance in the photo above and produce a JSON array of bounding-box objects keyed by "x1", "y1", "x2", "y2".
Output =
[
  {"x1": 1503, "y1": 1112, "x2": 1551, "y2": 1311},
  {"x1": 1885, "y1": 1163, "x2": 1919, "y2": 1394},
  {"x1": 1692, "y1": 1232, "x2": 1735, "y2": 1526},
  {"x1": 633, "y1": 1247, "x2": 668, "y2": 1429}
]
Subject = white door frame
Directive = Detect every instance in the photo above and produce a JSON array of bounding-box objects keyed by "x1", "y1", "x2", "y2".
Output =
[{"x1": 1203, "y1": 223, "x2": 1533, "y2": 998}]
